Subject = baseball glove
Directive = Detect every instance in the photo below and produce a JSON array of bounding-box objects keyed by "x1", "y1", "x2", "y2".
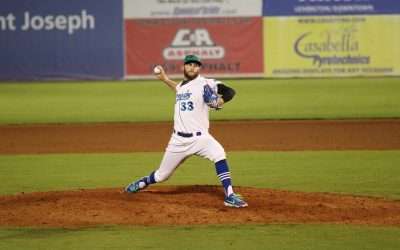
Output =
[{"x1": 203, "y1": 84, "x2": 219, "y2": 109}]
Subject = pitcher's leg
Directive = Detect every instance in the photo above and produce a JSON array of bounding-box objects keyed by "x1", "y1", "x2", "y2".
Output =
[
  {"x1": 215, "y1": 159, "x2": 233, "y2": 197},
  {"x1": 195, "y1": 135, "x2": 232, "y2": 195},
  {"x1": 125, "y1": 150, "x2": 186, "y2": 193},
  {"x1": 196, "y1": 135, "x2": 248, "y2": 207},
  {"x1": 154, "y1": 150, "x2": 187, "y2": 182},
  {"x1": 215, "y1": 159, "x2": 248, "y2": 208}
]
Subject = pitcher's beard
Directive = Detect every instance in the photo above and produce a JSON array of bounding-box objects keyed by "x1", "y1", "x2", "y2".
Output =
[{"x1": 184, "y1": 71, "x2": 199, "y2": 80}]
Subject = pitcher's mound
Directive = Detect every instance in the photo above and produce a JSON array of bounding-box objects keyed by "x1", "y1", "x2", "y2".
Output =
[{"x1": 1, "y1": 185, "x2": 400, "y2": 228}]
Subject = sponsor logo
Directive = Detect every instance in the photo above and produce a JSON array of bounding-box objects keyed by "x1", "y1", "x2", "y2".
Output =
[
  {"x1": 163, "y1": 28, "x2": 225, "y2": 60},
  {"x1": 294, "y1": 27, "x2": 370, "y2": 67}
]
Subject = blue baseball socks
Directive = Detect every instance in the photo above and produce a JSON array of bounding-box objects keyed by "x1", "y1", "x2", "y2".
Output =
[
  {"x1": 138, "y1": 171, "x2": 157, "y2": 189},
  {"x1": 215, "y1": 159, "x2": 234, "y2": 197}
]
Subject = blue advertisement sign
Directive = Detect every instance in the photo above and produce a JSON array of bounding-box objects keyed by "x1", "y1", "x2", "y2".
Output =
[
  {"x1": 0, "y1": 0, "x2": 123, "y2": 80},
  {"x1": 263, "y1": 0, "x2": 400, "y2": 16}
]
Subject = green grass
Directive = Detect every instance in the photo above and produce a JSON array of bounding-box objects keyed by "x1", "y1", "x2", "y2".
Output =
[
  {"x1": 1, "y1": 225, "x2": 399, "y2": 250},
  {"x1": 1, "y1": 151, "x2": 399, "y2": 199},
  {"x1": 0, "y1": 77, "x2": 399, "y2": 124},
  {"x1": 2, "y1": 78, "x2": 399, "y2": 249},
  {"x1": 1, "y1": 151, "x2": 399, "y2": 249}
]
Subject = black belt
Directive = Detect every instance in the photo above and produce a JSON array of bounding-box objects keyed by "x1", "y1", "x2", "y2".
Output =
[{"x1": 174, "y1": 130, "x2": 202, "y2": 138}]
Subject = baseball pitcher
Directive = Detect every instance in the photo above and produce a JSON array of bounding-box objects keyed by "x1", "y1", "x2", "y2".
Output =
[{"x1": 124, "y1": 55, "x2": 247, "y2": 208}]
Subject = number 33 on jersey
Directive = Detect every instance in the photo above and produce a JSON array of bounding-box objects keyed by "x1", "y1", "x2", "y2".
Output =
[
  {"x1": 176, "y1": 91, "x2": 194, "y2": 111},
  {"x1": 180, "y1": 101, "x2": 194, "y2": 111}
]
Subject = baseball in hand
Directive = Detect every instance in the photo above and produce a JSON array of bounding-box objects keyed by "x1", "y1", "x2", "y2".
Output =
[{"x1": 153, "y1": 66, "x2": 161, "y2": 75}]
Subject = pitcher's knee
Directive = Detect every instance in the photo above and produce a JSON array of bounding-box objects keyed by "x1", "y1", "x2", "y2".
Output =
[{"x1": 212, "y1": 152, "x2": 226, "y2": 163}]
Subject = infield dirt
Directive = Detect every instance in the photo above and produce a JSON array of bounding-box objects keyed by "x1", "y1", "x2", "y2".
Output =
[
  {"x1": 1, "y1": 119, "x2": 400, "y2": 227},
  {"x1": 1, "y1": 119, "x2": 400, "y2": 154}
]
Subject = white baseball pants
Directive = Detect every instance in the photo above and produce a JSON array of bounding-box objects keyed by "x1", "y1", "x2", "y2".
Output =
[{"x1": 154, "y1": 132, "x2": 226, "y2": 183}]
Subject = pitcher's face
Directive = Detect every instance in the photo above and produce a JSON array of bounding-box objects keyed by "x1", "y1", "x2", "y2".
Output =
[{"x1": 183, "y1": 63, "x2": 201, "y2": 80}]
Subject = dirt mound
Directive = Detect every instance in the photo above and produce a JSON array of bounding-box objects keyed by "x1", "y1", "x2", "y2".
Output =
[{"x1": 1, "y1": 186, "x2": 399, "y2": 228}]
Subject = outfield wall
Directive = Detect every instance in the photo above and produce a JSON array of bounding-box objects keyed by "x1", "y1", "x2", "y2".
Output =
[
  {"x1": 124, "y1": 0, "x2": 264, "y2": 79},
  {"x1": 0, "y1": 0, "x2": 399, "y2": 80},
  {"x1": 0, "y1": 0, "x2": 124, "y2": 80},
  {"x1": 263, "y1": 0, "x2": 400, "y2": 77}
]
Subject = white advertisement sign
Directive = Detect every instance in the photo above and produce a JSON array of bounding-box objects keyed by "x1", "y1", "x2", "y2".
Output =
[{"x1": 124, "y1": 0, "x2": 262, "y2": 18}]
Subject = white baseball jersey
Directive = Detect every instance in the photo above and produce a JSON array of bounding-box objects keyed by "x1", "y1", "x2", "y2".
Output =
[
  {"x1": 174, "y1": 75, "x2": 218, "y2": 134},
  {"x1": 153, "y1": 75, "x2": 226, "y2": 183}
]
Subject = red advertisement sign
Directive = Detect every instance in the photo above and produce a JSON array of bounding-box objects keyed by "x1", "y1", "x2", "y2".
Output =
[{"x1": 125, "y1": 17, "x2": 263, "y2": 78}]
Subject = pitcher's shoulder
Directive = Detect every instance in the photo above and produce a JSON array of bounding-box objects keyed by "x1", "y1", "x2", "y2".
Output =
[{"x1": 201, "y1": 77, "x2": 219, "y2": 87}]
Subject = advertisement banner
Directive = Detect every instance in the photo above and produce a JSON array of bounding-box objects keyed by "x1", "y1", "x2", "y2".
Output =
[
  {"x1": 0, "y1": 0, "x2": 123, "y2": 80},
  {"x1": 263, "y1": 15, "x2": 400, "y2": 77},
  {"x1": 125, "y1": 18, "x2": 263, "y2": 78},
  {"x1": 263, "y1": 0, "x2": 400, "y2": 16},
  {"x1": 124, "y1": 0, "x2": 262, "y2": 19}
]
